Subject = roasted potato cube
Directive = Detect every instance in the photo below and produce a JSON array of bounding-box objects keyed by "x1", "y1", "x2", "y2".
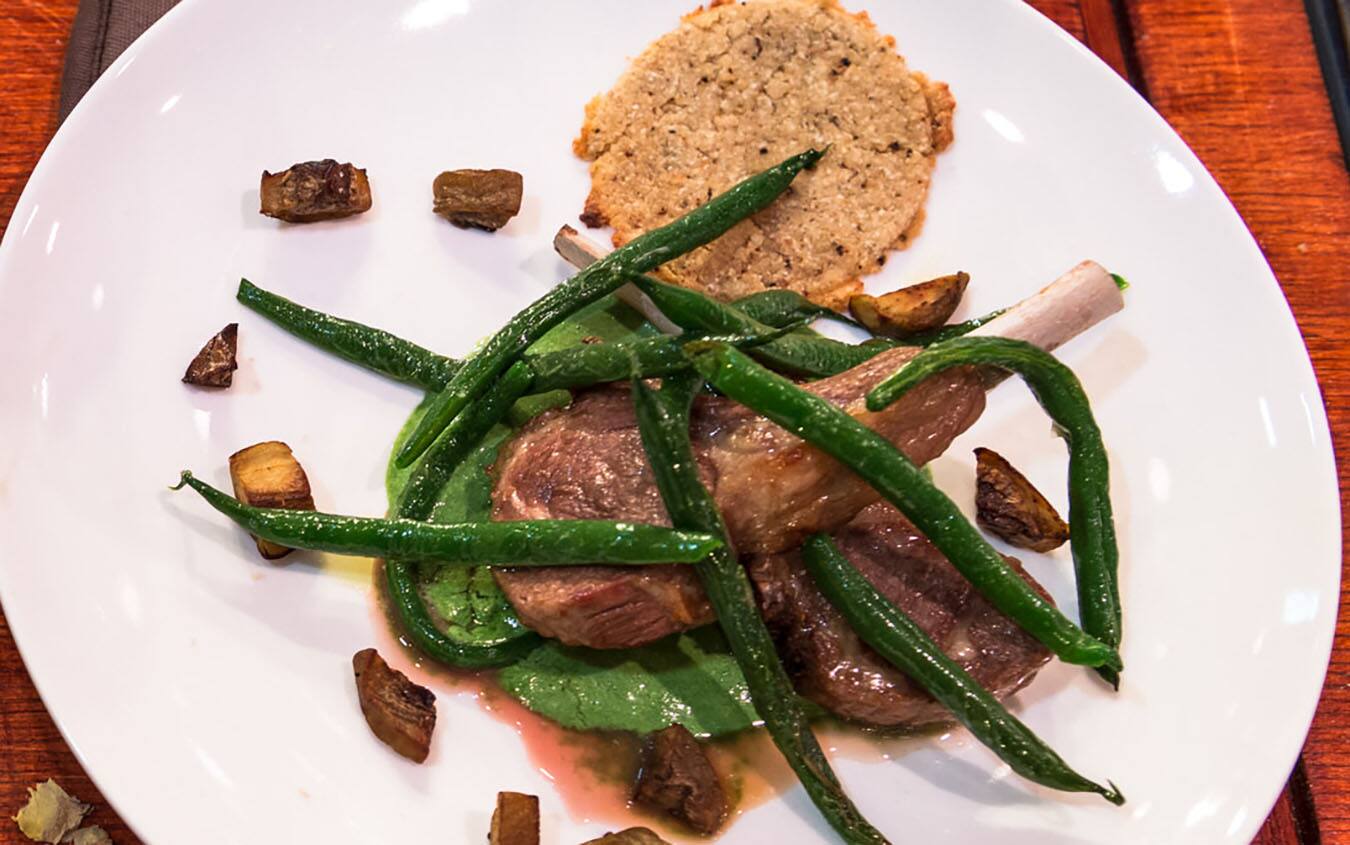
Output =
[
  {"x1": 488, "y1": 791, "x2": 540, "y2": 845},
  {"x1": 974, "y1": 447, "x2": 1070, "y2": 552},
  {"x1": 227, "y1": 441, "x2": 315, "y2": 560},
  {"x1": 633, "y1": 724, "x2": 727, "y2": 834},
  {"x1": 352, "y1": 648, "x2": 437, "y2": 763},
  {"x1": 260, "y1": 159, "x2": 372, "y2": 223},
  {"x1": 182, "y1": 323, "x2": 238, "y2": 388},
  {"x1": 848, "y1": 271, "x2": 970, "y2": 337},
  {"x1": 580, "y1": 829, "x2": 672, "y2": 845},
  {"x1": 432, "y1": 169, "x2": 523, "y2": 231}
]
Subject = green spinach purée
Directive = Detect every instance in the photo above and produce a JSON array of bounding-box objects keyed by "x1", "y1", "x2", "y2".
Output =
[{"x1": 385, "y1": 295, "x2": 757, "y2": 737}]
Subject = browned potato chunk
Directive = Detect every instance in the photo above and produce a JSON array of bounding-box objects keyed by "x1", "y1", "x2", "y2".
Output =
[
  {"x1": 432, "y1": 169, "x2": 523, "y2": 231},
  {"x1": 580, "y1": 829, "x2": 672, "y2": 845},
  {"x1": 974, "y1": 447, "x2": 1070, "y2": 552},
  {"x1": 182, "y1": 323, "x2": 238, "y2": 388},
  {"x1": 488, "y1": 791, "x2": 539, "y2": 845},
  {"x1": 352, "y1": 648, "x2": 437, "y2": 763},
  {"x1": 260, "y1": 160, "x2": 372, "y2": 223},
  {"x1": 848, "y1": 271, "x2": 970, "y2": 337},
  {"x1": 633, "y1": 724, "x2": 727, "y2": 835},
  {"x1": 227, "y1": 441, "x2": 315, "y2": 560}
]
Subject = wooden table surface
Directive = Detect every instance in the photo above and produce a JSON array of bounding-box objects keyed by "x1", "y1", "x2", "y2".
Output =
[{"x1": 1, "y1": 0, "x2": 1345, "y2": 842}]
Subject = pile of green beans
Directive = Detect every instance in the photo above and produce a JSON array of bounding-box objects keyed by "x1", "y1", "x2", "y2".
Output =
[
  {"x1": 867, "y1": 336, "x2": 1123, "y2": 686},
  {"x1": 631, "y1": 372, "x2": 888, "y2": 845},
  {"x1": 396, "y1": 149, "x2": 825, "y2": 467},
  {"x1": 237, "y1": 279, "x2": 460, "y2": 392},
  {"x1": 172, "y1": 472, "x2": 721, "y2": 564},
  {"x1": 686, "y1": 341, "x2": 1121, "y2": 671},
  {"x1": 802, "y1": 535, "x2": 1122, "y2": 804}
]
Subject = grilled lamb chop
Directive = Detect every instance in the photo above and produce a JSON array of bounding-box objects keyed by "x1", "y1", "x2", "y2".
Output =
[
  {"x1": 492, "y1": 256, "x2": 1122, "y2": 650},
  {"x1": 492, "y1": 345, "x2": 984, "y2": 647},
  {"x1": 749, "y1": 502, "x2": 1051, "y2": 727}
]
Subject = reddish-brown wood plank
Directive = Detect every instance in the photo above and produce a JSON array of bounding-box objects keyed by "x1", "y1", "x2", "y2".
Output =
[
  {"x1": 0, "y1": 2, "x2": 1344, "y2": 844},
  {"x1": 0, "y1": 1, "x2": 72, "y2": 228},
  {"x1": 1079, "y1": 0, "x2": 1132, "y2": 82},
  {"x1": 1125, "y1": 4, "x2": 1350, "y2": 842},
  {"x1": 1259, "y1": 789, "x2": 1308, "y2": 845}
]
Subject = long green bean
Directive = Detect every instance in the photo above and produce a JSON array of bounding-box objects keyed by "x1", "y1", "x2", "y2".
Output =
[
  {"x1": 392, "y1": 361, "x2": 541, "y2": 667},
  {"x1": 395, "y1": 149, "x2": 825, "y2": 467},
  {"x1": 867, "y1": 336, "x2": 1122, "y2": 686},
  {"x1": 686, "y1": 341, "x2": 1120, "y2": 671},
  {"x1": 633, "y1": 275, "x2": 887, "y2": 378},
  {"x1": 173, "y1": 472, "x2": 719, "y2": 563},
  {"x1": 631, "y1": 372, "x2": 888, "y2": 845},
  {"x1": 802, "y1": 535, "x2": 1123, "y2": 804},
  {"x1": 397, "y1": 362, "x2": 534, "y2": 518},
  {"x1": 733, "y1": 289, "x2": 861, "y2": 329},
  {"x1": 525, "y1": 336, "x2": 693, "y2": 392},
  {"x1": 523, "y1": 321, "x2": 809, "y2": 394},
  {"x1": 845, "y1": 272, "x2": 1126, "y2": 347},
  {"x1": 894, "y1": 308, "x2": 1007, "y2": 346},
  {"x1": 237, "y1": 279, "x2": 460, "y2": 391}
]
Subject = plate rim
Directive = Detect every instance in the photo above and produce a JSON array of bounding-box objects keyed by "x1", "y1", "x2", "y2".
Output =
[{"x1": 0, "y1": 0, "x2": 1341, "y2": 842}]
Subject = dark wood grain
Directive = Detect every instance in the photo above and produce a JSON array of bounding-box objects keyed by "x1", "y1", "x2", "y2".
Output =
[
  {"x1": 1079, "y1": 0, "x2": 1133, "y2": 83},
  {"x1": 0, "y1": 2, "x2": 1344, "y2": 844}
]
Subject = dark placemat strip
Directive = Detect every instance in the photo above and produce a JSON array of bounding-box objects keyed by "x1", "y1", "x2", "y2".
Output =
[{"x1": 59, "y1": 0, "x2": 179, "y2": 120}]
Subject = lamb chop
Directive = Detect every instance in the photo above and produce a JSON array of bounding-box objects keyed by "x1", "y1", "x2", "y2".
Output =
[
  {"x1": 492, "y1": 249, "x2": 1122, "y2": 652},
  {"x1": 491, "y1": 343, "x2": 984, "y2": 647},
  {"x1": 749, "y1": 501, "x2": 1051, "y2": 727}
]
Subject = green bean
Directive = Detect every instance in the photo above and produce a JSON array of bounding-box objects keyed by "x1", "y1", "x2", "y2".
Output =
[
  {"x1": 631, "y1": 371, "x2": 888, "y2": 845},
  {"x1": 507, "y1": 390, "x2": 573, "y2": 427},
  {"x1": 802, "y1": 535, "x2": 1123, "y2": 804},
  {"x1": 867, "y1": 336, "x2": 1122, "y2": 686},
  {"x1": 733, "y1": 289, "x2": 862, "y2": 329},
  {"x1": 526, "y1": 335, "x2": 692, "y2": 392},
  {"x1": 632, "y1": 275, "x2": 887, "y2": 378},
  {"x1": 392, "y1": 361, "x2": 542, "y2": 667},
  {"x1": 686, "y1": 342, "x2": 1120, "y2": 671},
  {"x1": 524, "y1": 321, "x2": 810, "y2": 394},
  {"x1": 856, "y1": 273, "x2": 1124, "y2": 347},
  {"x1": 397, "y1": 362, "x2": 535, "y2": 519},
  {"x1": 237, "y1": 279, "x2": 459, "y2": 391},
  {"x1": 395, "y1": 149, "x2": 825, "y2": 467},
  {"x1": 384, "y1": 562, "x2": 538, "y2": 668},
  {"x1": 172, "y1": 472, "x2": 720, "y2": 564},
  {"x1": 894, "y1": 308, "x2": 1007, "y2": 346}
]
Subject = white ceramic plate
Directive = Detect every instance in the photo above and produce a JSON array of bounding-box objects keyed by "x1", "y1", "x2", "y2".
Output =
[{"x1": 0, "y1": 0, "x2": 1339, "y2": 842}]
